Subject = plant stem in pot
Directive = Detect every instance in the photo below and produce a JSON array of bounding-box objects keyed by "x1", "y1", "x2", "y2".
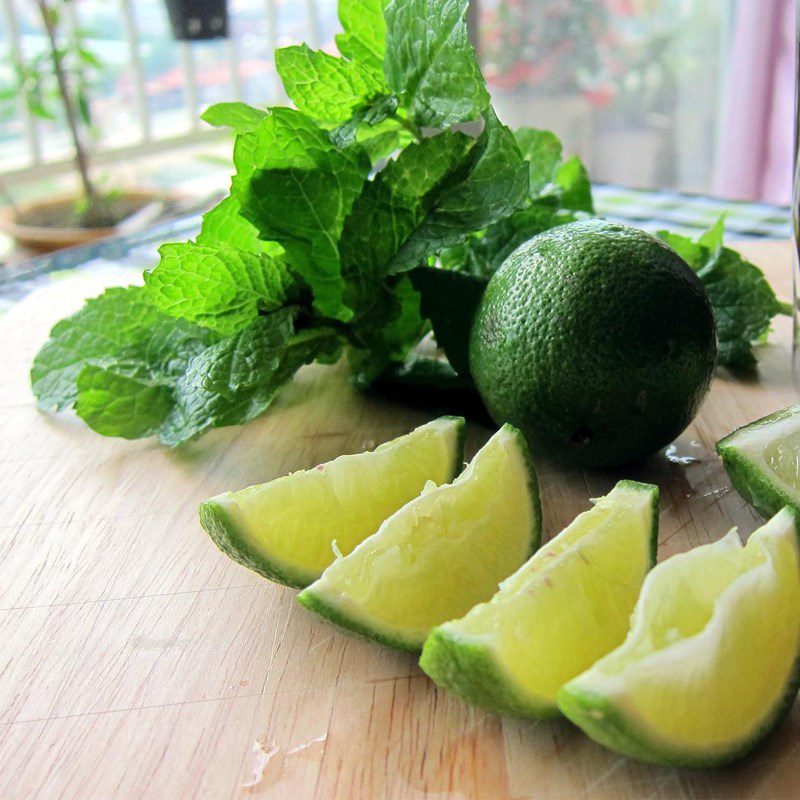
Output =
[{"x1": 34, "y1": 0, "x2": 115, "y2": 227}]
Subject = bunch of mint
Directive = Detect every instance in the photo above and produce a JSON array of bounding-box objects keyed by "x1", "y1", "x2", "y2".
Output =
[{"x1": 31, "y1": 0, "x2": 783, "y2": 445}]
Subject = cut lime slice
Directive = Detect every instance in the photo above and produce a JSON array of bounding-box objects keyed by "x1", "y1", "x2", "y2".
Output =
[
  {"x1": 717, "y1": 405, "x2": 800, "y2": 519},
  {"x1": 558, "y1": 508, "x2": 800, "y2": 767},
  {"x1": 297, "y1": 424, "x2": 542, "y2": 651},
  {"x1": 199, "y1": 416, "x2": 465, "y2": 589},
  {"x1": 419, "y1": 480, "x2": 658, "y2": 719}
]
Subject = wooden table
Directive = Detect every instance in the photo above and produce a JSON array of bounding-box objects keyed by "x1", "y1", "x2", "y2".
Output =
[{"x1": 1, "y1": 241, "x2": 798, "y2": 799}]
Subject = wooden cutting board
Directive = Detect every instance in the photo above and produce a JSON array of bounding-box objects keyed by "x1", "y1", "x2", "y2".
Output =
[{"x1": 1, "y1": 240, "x2": 798, "y2": 800}]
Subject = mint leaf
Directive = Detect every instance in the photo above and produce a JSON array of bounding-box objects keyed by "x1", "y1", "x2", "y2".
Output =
[
  {"x1": 554, "y1": 156, "x2": 594, "y2": 213},
  {"x1": 233, "y1": 108, "x2": 370, "y2": 321},
  {"x1": 379, "y1": 129, "x2": 474, "y2": 197},
  {"x1": 409, "y1": 266, "x2": 487, "y2": 376},
  {"x1": 75, "y1": 367, "x2": 173, "y2": 439},
  {"x1": 201, "y1": 102, "x2": 267, "y2": 133},
  {"x1": 384, "y1": 0, "x2": 489, "y2": 128},
  {"x1": 380, "y1": 276, "x2": 428, "y2": 359},
  {"x1": 388, "y1": 109, "x2": 528, "y2": 271},
  {"x1": 339, "y1": 178, "x2": 418, "y2": 313},
  {"x1": 159, "y1": 318, "x2": 338, "y2": 445},
  {"x1": 698, "y1": 249, "x2": 780, "y2": 369},
  {"x1": 199, "y1": 309, "x2": 294, "y2": 395},
  {"x1": 275, "y1": 44, "x2": 387, "y2": 126},
  {"x1": 658, "y1": 230, "x2": 704, "y2": 266},
  {"x1": 515, "y1": 130, "x2": 593, "y2": 210},
  {"x1": 658, "y1": 224, "x2": 781, "y2": 369},
  {"x1": 514, "y1": 128, "x2": 563, "y2": 193},
  {"x1": 146, "y1": 242, "x2": 294, "y2": 336},
  {"x1": 698, "y1": 214, "x2": 725, "y2": 250},
  {"x1": 41, "y1": 298, "x2": 339, "y2": 445},
  {"x1": 31, "y1": 286, "x2": 214, "y2": 411},
  {"x1": 195, "y1": 195, "x2": 282, "y2": 256},
  {"x1": 336, "y1": 0, "x2": 386, "y2": 77}
]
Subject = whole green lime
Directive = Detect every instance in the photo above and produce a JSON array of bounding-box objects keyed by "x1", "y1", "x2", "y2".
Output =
[{"x1": 469, "y1": 220, "x2": 717, "y2": 467}]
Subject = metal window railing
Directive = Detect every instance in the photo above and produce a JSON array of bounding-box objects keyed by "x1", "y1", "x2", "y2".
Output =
[{"x1": 0, "y1": 0, "x2": 326, "y2": 182}]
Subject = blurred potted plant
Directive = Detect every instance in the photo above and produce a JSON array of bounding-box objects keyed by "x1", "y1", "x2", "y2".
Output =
[
  {"x1": 0, "y1": 0, "x2": 166, "y2": 252},
  {"x1": 164, "y1": 0, "x2": 229, "y2": 41},
  {"x1": 483, "y1": 0, "x2": 609, "y2": 156}
]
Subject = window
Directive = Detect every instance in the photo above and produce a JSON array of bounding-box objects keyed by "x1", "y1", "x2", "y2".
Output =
[{"x1": 0, "y1": 0, "x2": 792, "y2": 202}]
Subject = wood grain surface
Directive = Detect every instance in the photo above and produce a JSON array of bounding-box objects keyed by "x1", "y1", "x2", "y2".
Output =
[{"x1": 1, "y1": 240, "x2": 799, "y2": 800}]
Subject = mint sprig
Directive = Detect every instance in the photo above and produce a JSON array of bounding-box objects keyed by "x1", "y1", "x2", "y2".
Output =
[
  {"x1": 658, "y1": 219, "x2": 782, "y2": 369},
  {"x1": 31, "y1": 286, "x2": 215, "y2": 413},
  {"x1": 31, "y1": 286, "x2": 337, "y2": 444},
  {"x1": 31, "y1": 0, "x2": 785, "y2": 444}
]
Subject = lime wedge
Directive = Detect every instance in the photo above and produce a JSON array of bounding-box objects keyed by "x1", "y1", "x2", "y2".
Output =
[
  {"x1": 717, "y1": 405, "x2": 800, "y2": 519},
  {"x1": 558, "y1": 508, "x2": 800, "y2": 767},
  {"x1": 419, "y1": 480, "x2": 658, "y2": 719},
  {"x1": 199, "y1": 416, "x2": 465, "y2": 588},
  {"x1": 297, "y1": 424, "x2": 542, "y2": 651}
]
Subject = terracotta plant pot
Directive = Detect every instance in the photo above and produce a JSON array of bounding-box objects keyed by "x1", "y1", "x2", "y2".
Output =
[
  {"x1": 164, "y1": 0, "x2": 229, "y2": 40},
  {"x1": 0, "y1": 189, "x2": 171, "y2": 254}
]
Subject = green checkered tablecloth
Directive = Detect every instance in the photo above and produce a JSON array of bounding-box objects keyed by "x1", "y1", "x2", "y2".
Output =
[
  {"x1": 0, "y1": 185, "x2": 791, "y2": 315},
  {"x1": 594, "y1": 186, "x2": 791, "y2": 240}
]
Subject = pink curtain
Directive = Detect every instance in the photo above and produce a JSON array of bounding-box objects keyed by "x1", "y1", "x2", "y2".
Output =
[{"x1": 713, "y1": 0, "x2": 795, "y2": 205}]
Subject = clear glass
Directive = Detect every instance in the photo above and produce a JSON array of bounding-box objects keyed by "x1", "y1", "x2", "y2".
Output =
[{"x1": 794, "y1": 0, "x2": 800, "y2": 368}]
